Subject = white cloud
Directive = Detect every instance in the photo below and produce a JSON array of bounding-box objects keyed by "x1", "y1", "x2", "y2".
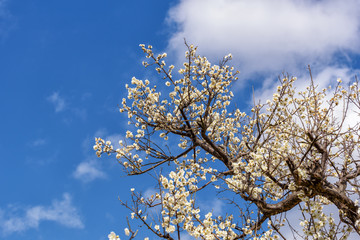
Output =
[
  {"x1": 0, "y1": 193, "x2": 83, "y2": 235},
  {"x1": 281, "y1": 203, "x2": 359, "y2": 239},
  {"x1": 200, "y1": 198, "x2": 224, "y2": 216},
  {"x1": 73, "y1": 159, "x2": 106, "y2": 183},
  {"x1": 93, "y1": 129, "x2": 123, "y2": 149},
  {"x1": 255, "y1": 66, "x2": 360, "y2": 133},
  {"x1": 0, "y1": 0, "x2": 8, "y2": 17},
  {"x1": 105, "y1": 134, "x2": 123, "y2": 149},
  {"x1": 30, "y1": 138, "x2": 46, "y2": 147},
  {"x1": 0, "y1": 0, "x2": 14, "y2": 38},
  {"x1": 180, "y1": 232, "x2": 193, "y2": 240},
  {"x1": 76, "y1": 129, "x2": 120, "y2": 183},
  {"x1": 47, "y1": 92, "x2": 66, "y2": 113},
  {"x1": 166, "y1": 0, "x2": 360, "y2": 77},
  {"x1": 255, "y1": 67, "x2": 358, "y2": 103}
]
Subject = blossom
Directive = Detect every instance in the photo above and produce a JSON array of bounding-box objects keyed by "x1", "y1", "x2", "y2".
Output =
[
  {"x1": 124, "y1": 228, "x2": 130, "y2": 236},
  {"x1": 108, "y1": 231, "x2": 120, "y2": 240}
]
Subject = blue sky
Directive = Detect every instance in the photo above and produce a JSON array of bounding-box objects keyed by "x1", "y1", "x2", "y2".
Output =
[{"x1": 1, "y1": 0, "x2": 360, "y2": 239}]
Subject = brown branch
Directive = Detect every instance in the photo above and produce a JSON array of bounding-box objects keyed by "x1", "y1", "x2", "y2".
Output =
[{"x1": 129, "y1": 145, "x2": 196, "y2": 175}]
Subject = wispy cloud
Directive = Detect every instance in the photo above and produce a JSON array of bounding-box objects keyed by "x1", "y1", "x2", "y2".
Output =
[
  {"x1": 73, "y1": 159, "x2": 107, "y2": 183},
  {"x1": 47, "y1": 92, "x2": 66, "y2": 113},
  {"x1": 46, "y1": 92, "x2": 89, "y2": 123},
  {"x1": 167, "y1": 0, "x2": 360, "y2": 77},
  {"x1": 105, "y1": 134, "x2": 123, "y2": 149},
  {"x1": 93, "y1": 129, "x2": 123, "y2": 149},
  {"x1": 0, "y1": 193, "x2": 84, "y2": 235},
  {"x1": 0, "y1": 0, "x2": 14, "y2": 38},
  {"x1": 29, "y1": 138, "x2": 46, "y2": 147},
  {"x1": 0, "y1": 0, "x2": 9, "y2": 19},
  {"x1": 200, "y1": 198, "x2": 224, "y2": 216},
  {"x1": 74, "y1": 129, "x2": 118, "y2": 183}
]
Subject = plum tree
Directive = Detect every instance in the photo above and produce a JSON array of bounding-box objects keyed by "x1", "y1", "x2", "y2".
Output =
[{"x1": 96, "y1": 43, "x2": 360, "y2": 240}]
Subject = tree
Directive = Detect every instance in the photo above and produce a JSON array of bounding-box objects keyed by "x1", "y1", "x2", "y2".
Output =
[{"x1": 95, "y1": 43, "x2": 360, "y2": 240}]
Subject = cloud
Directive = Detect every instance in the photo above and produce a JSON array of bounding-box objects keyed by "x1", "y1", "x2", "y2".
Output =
[
  {"x1": 199, "y1": 198, "x2": 224, "y2": 216},
  {"x1": 46, "y1": 92, "x2": 88, "y2": 122},
  {"x1": 255, "y1": 67, "x2": 358, "y2": 102},
  {"x1": 166, "y1": 0, "x2": 360, "y2": 77},
  {"x1": 75, "y1": 129, "x2": 119, "y2": 183},
  {"x1": 47, "y1": 92, "x2": 66, "y2": 113},
  {"x1": 255, "y1": 66, "x2": 360, "y2": 132},
  {"x1": 30, "y1": 138, "x2": 46, "y2": 147},
  {"x1": 0, "y1": 0, "x2": 8, "y2": 18},
  {"x1": 281, "y1": 203, "x2": 359, "y2": 239},
  {"x1": 0, "y1": 193, "x2": 84, "y2": 235},
  {"x1": 105, "y1": 134, "x2": 123, "y2": 149},
  {"x1": 0, "y1": 0, "x2": 14, "y2": 38},
  {"x1": 73, "y1": 159, "x2": 107, "y2": 183},
  {"x1": 93, "y1": 129, "x2": 123, "y2": 149}
]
